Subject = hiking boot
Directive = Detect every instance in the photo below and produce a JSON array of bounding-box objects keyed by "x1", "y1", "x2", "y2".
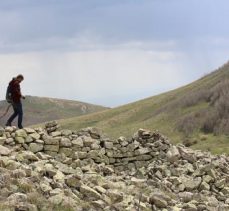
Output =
[{"x1": 5, "y1": 122, "x2": 12, "y2": 127}]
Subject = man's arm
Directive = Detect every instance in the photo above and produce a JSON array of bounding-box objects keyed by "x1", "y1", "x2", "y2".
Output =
[
  {"x1": 17, "y1": 85, "x2": 25, "y2": 99},
  {"x1": 14, "y1": 83, "x2": 25, "y2": 99}
]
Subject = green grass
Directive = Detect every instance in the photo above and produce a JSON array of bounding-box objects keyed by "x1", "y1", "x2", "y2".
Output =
[
  {"x1": 39, "y1": 62, "x2": 229, "y2": 155},
  {"x1": 192, "y1": 133, "x2": 229, "y2": 154}
]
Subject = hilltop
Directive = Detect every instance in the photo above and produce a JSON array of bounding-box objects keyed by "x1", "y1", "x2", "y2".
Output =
[
  {"x1": 59, "y1": 61, "x2": 229, "y2": 154},
  {"x1": 0, "y1": 96, "x2": 108, "y2": 126}
]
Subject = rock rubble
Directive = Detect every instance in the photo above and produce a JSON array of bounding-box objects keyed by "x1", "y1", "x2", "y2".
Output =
[{"x1": 0, "y1": 121, "x2": 228, "y2": 210}]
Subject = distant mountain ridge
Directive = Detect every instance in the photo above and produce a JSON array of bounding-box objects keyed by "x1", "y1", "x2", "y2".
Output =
[
  {"x1": 59, "y1": 61, "x2": 229, "y2": 155},
  {"x1": 0, "y1": 96, "x2": 108, "y2": 127}
]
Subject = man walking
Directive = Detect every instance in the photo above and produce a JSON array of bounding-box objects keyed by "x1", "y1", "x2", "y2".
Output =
[{"x1": 6, "y1": 74, "x2": 25, "y2": 129}]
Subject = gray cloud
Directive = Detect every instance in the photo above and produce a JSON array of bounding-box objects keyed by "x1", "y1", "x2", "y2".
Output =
[
  {"x1": 0, "y1": 0, "x2": 229, "y2": 106},
  {"x1": 1, "y1": 0, "x2": 228, "y2": 52}
]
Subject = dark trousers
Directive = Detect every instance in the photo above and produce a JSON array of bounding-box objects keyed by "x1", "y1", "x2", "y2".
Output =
[{"x1": 6, "y1": 101, "x2": 23, "y2": 128}]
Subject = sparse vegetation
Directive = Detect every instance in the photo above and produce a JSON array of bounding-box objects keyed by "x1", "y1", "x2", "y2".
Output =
[
  {"x1": 177, "y1": 79, "x2": 229, "y2": 136},
  {"x1": 57, "y1": 61, "x2": 229, "y2": 154},
  {"x1": 0, "y1": 96, "x2": 108, "y2": 127}
]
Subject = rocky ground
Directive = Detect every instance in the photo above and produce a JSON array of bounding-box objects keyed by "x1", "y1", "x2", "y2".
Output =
[{"x1": 0, "y1": 121, "x2": 229, "y2": 211}]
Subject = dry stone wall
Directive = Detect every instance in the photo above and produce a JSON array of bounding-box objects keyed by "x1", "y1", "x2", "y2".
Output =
[{"x1": 0, "y1": 122, "x2": 170, "y2": 173}]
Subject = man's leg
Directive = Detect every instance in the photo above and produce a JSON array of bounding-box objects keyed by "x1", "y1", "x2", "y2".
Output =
[
  {"x1": 6, "y1": 104, "x2": 18, "y2": 126},
  {"x1": 17, "y1": 102, "x2": 23, "y2": 129}
]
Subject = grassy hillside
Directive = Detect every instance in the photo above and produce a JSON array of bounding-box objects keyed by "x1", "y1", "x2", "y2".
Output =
[
  {"x1": 59, "y1": 61, "x2": 229, "y2": 155},
  {"x1": 0, "y1": 96, "x2": 108, "y2": 126}
]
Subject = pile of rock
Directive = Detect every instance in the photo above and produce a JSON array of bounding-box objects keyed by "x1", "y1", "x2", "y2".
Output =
[
  {"x1": 146, "y1": 145, "x2": 229, "y2": 210},
  {"x1": 0, "y1": 124, "x2": 170, "y2": 174},
  {"x1": 45, "y1": 121, "x2": 60, "y2": 134},
  {"x1": 0, "y1": 123, "x2": 229, "y2": 210},
  {"x1": 103, "y1": 130, "x2": 171, "y2": 173}
]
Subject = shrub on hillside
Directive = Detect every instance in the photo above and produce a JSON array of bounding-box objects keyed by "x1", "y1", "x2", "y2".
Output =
[
  {"x1": 176, "y1": 113, "x2": 198, "y2": 136},
  {"x1": 180, "y1": 89, "x2": 210, "y2": 108},
  {"x1": 214, "y1": 118, "x2": 229, "y2": 135},
  {"x1": 176, "y1": 79, "x2": 229, "y2": 136},
  {"x1": 202, "y1": 80, "x2": 229, "y2": 135},
  {"x1": 182, "y1": 138, "x2": 198, "y2": 147}
]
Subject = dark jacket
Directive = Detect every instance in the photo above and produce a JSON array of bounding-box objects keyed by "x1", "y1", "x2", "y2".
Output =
[{"x1": 9, "y1": 78, "x2": 22, "y2": 103}]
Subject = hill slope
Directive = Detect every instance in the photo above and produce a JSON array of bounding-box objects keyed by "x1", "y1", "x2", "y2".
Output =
[
  {"x1": 59, "y1": 61, "x2": 229, "y2": 154},
  {"x1": 0, "y1": 96, "x2": 108, "y2": 126}
]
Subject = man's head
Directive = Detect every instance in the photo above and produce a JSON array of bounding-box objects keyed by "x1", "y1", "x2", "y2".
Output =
[{"x1": 16, "y1": 74, "x2": 24, "y2": 83}]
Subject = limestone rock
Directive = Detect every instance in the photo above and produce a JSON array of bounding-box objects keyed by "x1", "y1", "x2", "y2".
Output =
[
  {"x1": 60, "y1": 138, "x2": 72, "y2": 147},
  {"x1": 40, "y1": 182, "x2": 52, "y2": 193},
  {"x1": 54, "y1": 170, "x2": 65, "y2": 182},
  {"x1": 135, "y1": 147, "x2": 151, "y2": 155},
  {"x1": 91, "y1": 200, "x2": 106, "y2": 209},
  {"x1": 138, "y1": 128, "x2": 152, "y2": 139},
  {"x1": 44, "y1": 144, "x2": 59, "y2": 152},
  {"x1": 102, "y1": 166, "x2": 114, "y2": 175},
  {"x1": 0, "y1": 137, "x2": 6, "y2": 145},
  {"x1": 221, "y1": 187, "x2": 229, "y2": 195},
  {"x1": 44, "y1": 138, "x2": 60, "y2": 145},
  {"x1": 44, "y1": 163, "x2": 57, "y2": 177},
  {"x1": 18, "y1": 151, "x2": 39, "y2": 162},
  {"x1": 25, "y1": 136, "x2": 34, "y2": 143},
  {"x1": 104, "y1": 141, "x2": 113, "y2": 149},
  {"x1": 178, "y1": 147, "x2": 196, "y2": 163},
  {"x1": 0, "y1": 145, "x2": 11, "y2": 155},
  {"x1": 51, "y1": 131, "x2": 62, "y2": 137},
  {"x1": 83, "y1": 136, "x2": 95, "y2": 147},
  {"x1": 48, "y1": 193, "x2": 64, "y2": 205},
  {"x1": 182, "y1": 177, "x2": 202, "y2": 191},
  {"x1": 65, "y1": 174, "x2": 81, "y2": 188},
  {"x1": 61, "y1": 129, "x2": 72, "y2": 136},
  {"x1": 7, "y1": 193, "x2": 28, "y2": 204},
  {"x1": 15, "y1": 129, "x2": 27, "y2": 138},
  {"x1": 167, "y1": 146, "x2": 180, "y2": 163},
  {"x1": 75, "y1": 151, "x2": 88, "y2": 159},
  {"x1": 88, "y1": 127, "x2": 101, "y2": 139},
  {"x1": 15, "y1": 136, "x2": 25, "y2": 144},
  {"x1": 178, "y1": 192, "x2": 193, "y2": 203},
  {"x1": 199, "y1": 181, "x2": 210, "y2": 191},
  {"x1": 72, "y1": 137, "x2": 84, "y2": 147},
  {"x1": 29, "y1": 143, "x2": 44, "y2": 153},
  {"x1": 80, "y1": 185, "x2": 101, "y2": 200},
  {"x1": 29, "y1": 133, "x2": 41, "y2": 140},
  {"x1": 149, "y1": 194, "x2": 168, "y2": 208},
  {"x1": 106, "y1": 190, "x2": 124, "y2": 203},
  {"x1": 5, "y1": 126, "x2": 15, "y2": 133},
  {"x1": 23, "y1": 128, "x2": 36, "y2": 134},
  {"x1": 59, "y1": 147, "x2": 72, "y2": 157}
]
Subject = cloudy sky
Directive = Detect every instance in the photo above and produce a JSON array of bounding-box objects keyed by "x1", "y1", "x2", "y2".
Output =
[{"x1": 0, "y1": 0, "x2": 229, "y2": 107}]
